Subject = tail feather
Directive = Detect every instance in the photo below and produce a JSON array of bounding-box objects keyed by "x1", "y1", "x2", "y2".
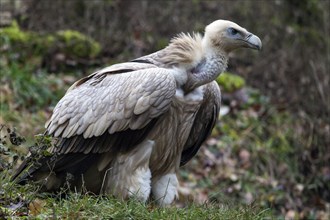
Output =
[{"x1": 12, "y1": 153, "x2": 104, "y2": 192}]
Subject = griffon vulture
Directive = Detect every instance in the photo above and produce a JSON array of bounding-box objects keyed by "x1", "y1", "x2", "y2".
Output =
[{"x1": 13, "y1": 20, "x2": 261, "y2": 205}]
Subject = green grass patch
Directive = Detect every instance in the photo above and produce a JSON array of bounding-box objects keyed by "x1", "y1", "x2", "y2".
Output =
[
  {"x1": 0, "y1": 171, "x2": 271, "y2": 219},
  {"x1": 0, "y1": 63, "x2": 66, "y2": 112}
]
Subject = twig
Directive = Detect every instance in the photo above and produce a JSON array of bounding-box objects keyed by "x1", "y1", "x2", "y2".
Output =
[{"x1": 309, "y1": 60, "x2": 328, "y2": 112}]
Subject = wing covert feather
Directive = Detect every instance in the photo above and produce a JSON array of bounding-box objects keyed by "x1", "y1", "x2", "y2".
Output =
[{"x1": 46, "y1": 66, "x2": 176, "y2": 154}]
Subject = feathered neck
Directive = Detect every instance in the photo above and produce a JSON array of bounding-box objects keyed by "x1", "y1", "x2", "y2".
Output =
[
  {"x1": 159, "y1": 33, "x2": 203, "y2": 68},
  {"x1": 158, "y1": 32, "x2": 228, "y2": 93}
]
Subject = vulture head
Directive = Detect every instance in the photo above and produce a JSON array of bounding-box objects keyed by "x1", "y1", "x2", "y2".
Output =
[
  {"x1": 203, "y1": 19, "x2": 262, "y2": 53},
  {"x1": 164, "y1": 19, "x2": 262, "y2": 92}
]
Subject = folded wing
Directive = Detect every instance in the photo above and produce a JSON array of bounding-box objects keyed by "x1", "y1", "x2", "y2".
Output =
[
  {"x1": 180, "y1": 81, "x2": 221, "y2": 166},
  {"x1": 46, "y1": 63, "x2": 177, "y2": 155}
]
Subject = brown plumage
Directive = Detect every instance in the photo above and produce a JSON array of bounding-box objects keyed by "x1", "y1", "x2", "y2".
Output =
[{"x1": 13, "y1": 20, "x2": 261, "y2": 205}]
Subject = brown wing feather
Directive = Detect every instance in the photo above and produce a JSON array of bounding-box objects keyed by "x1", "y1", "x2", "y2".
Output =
[{"x1": 180, "y1": 81, "x2": 221, "y2": 166}]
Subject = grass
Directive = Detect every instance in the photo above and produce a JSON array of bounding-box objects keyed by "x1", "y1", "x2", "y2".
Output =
[
  {"x1": 0, "y1": 172, "x2": 272, "y2": 219},
  {"x1": 0, "y1": 63, "x2": 61, "y2": 111}
]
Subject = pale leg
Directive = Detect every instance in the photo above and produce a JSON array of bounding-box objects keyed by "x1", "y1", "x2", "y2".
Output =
[{"x1": 152, "y1": 173, "x2": 178, "y2": 206}]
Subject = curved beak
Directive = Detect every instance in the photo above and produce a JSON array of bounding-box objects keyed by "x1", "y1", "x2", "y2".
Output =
[{"x1": 245, "y1": 33, "x2": 262, "y2": 50}]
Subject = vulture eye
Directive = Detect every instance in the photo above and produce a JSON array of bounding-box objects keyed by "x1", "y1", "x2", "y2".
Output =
[{"x1": 228, "y1": 28, "x2": 238, "y2": 36}]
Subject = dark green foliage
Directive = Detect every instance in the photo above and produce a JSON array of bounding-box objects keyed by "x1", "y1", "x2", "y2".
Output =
[{"x1": 0, "y1": 126, "x2": 25, "y2": 171}]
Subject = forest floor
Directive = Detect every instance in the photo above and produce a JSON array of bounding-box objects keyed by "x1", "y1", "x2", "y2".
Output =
[{"x1": 1, "y1": 62, "x2": 328, "y2": 219}]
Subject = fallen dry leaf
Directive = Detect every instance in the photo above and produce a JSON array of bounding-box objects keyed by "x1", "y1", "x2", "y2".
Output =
[{"x1": 29, "y1": 198, "x2": 46, "y2": 216}]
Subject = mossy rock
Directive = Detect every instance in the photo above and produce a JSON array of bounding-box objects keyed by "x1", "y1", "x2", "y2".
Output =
[
  {"x1": 0, "y1": 21, "x2": 46, "y2": 53},
  {"x1": 0, "y1": 22, "x2": 103, "y2": 72},
  {"x1": 0, "y1": 21, "x2": 38, "y2": 62},
  {"x1": 0, "y1": 21, "x2": 50, "y2": 65},
  {"x1": 216, "y1": 72, "x2": 246, "y2": 93},
  {"x1": 53, "y1": 30, "x2": 101, "y2": 58},
  {"x1": 0, "y1": 21, "x2": 30, "y2": 44}
]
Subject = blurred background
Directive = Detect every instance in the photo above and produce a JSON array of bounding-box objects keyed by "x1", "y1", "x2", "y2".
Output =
[{"x1": 0, "y1": 0, "x2": 329, "y2": 218}]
